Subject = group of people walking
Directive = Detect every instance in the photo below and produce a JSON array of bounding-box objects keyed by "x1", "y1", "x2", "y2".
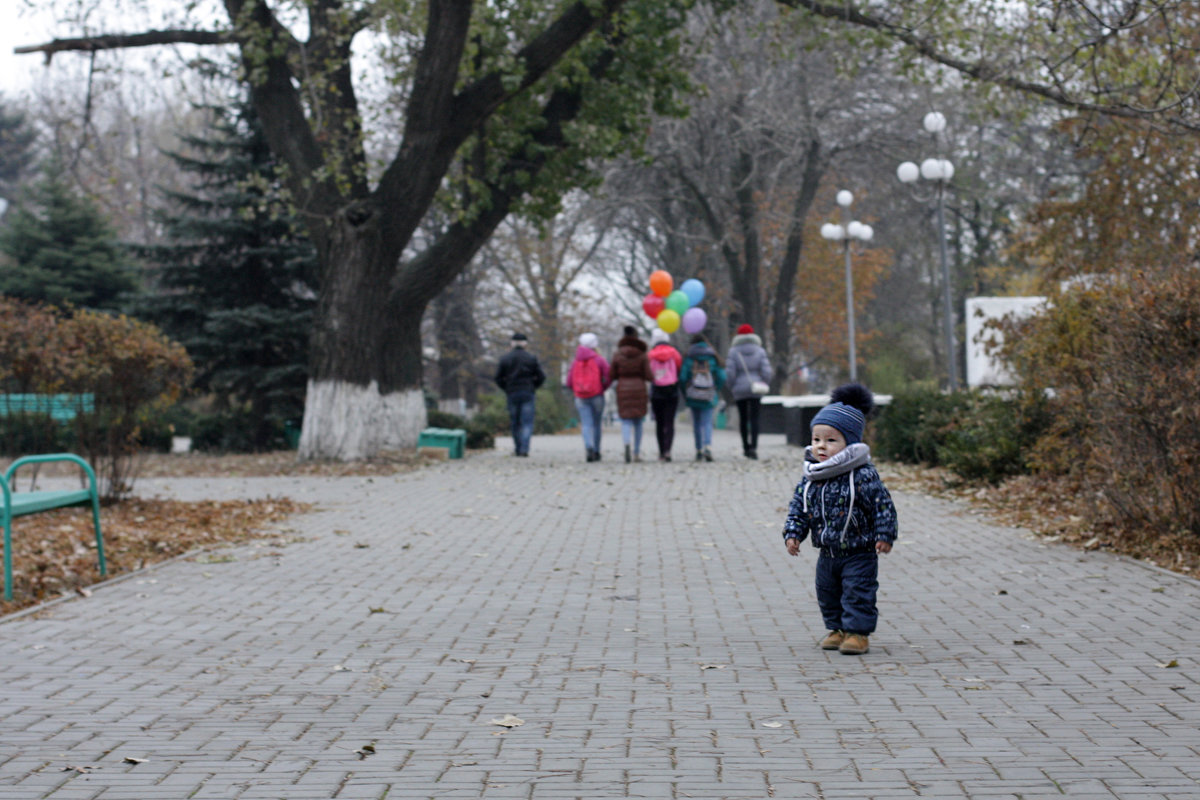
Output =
[
  {"x1": 495, "y1": 323, "x2": 772, "y2": 462},
  {"x1": 565, "y1": 323, "x2": 772, "y2": 463}
]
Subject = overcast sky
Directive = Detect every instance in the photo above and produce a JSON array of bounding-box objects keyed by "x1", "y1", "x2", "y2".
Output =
[{"x1": 0, "y1": 6, "x2": 59, "y2": 96}]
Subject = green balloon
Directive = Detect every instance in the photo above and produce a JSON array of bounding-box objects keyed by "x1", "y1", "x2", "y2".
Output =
[{"x1": 665, "y1": 289, "x2": 690, "y2": 315}]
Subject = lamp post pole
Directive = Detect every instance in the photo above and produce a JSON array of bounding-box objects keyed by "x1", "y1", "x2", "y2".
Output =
[
  {"x1": 898, "y1": 111, "x2": 958, "y2": 391},
  {"x1": 821, "y1": 190, "x2": 873, "y2": 383},
  {"x1": 933, "y1": 181, "x2": 956, "y2": 391}
]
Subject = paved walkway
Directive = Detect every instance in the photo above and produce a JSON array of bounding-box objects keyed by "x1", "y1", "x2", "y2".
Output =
[{"x1": 2, "y1": 429, "x2": 1198, "y2": 799}]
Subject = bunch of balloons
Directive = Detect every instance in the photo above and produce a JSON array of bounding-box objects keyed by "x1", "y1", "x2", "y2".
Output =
[{"x1": 642, "y1": 271, "x2": 707, "y2": 334}]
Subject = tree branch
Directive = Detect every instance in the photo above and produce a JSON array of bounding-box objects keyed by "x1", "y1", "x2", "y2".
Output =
[
  {"x1": 16, "y1": 30, "x2": 231, "y2": 64},
  {"x1": 777, "y1": 0, "x2": 1200, "y2": 132}
]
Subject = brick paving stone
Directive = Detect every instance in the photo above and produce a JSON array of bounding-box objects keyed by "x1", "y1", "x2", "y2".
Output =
[{"x1": 2, "y1": 430, "x2": 1198, "y2": 799}]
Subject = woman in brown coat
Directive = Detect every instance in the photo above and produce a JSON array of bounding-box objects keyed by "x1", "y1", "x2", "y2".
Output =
[{"x1": 610, "y1": 325, "x2": 654, "y2": 462}]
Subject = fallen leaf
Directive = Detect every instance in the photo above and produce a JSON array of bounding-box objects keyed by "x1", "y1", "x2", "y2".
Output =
[
  {"x1": 354, "y1": 743, "x2": 376, "y2": 759},
  {"x1": 331, "y1": 664, "x2": 351, "y2": 672},
  {"x1": 490, "y1": 714, "x2": 524, "y2": 728},
  {"x1": 76, "y1": 587, "x2": 92, "y2": 598},
  {"x1": 700, "y1": 664, "x2": 726, "y2": 670},
  {"x1": 122, "y1": 757, "x2": 147, "y2": 765},
  {"x1": 1157, "y1": 659, "x2": 1179, "y2": 668},
  {"x1": 60, "y1": 765, "x2": 98, "y2": 773},
  {"x1": 760, "y1": 722, "x2": 783, "y2": 728}
]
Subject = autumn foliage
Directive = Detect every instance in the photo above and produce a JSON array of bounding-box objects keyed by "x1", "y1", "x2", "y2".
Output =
[
  {"x1": 0, "y1": 297, "x2": 193, "y2": 498},
  {"x1": 998, "y1": 265, "x2": 1200, "y2": 540}
]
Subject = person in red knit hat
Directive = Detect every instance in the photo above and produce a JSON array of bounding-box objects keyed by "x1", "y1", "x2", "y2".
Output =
[{"x1": 726, "y1": 323, "x2": 773, "y2": 459}]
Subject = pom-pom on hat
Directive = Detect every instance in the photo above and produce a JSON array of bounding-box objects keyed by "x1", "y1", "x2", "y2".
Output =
[
  {"x1": 810, "y1": 383, "x2": 875, "y2": 444},
  {"x1": 737, "y1": 324, "x2": 754, "y2": 335},
  {"x1": 579, "y1": 332, "x2": 599, "y2": 350},
  {"x1": 650, "y1": 329, "x2": 670, "y2": 346}
]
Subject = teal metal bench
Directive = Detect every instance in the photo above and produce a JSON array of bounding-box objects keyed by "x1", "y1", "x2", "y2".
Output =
[
  {"x1": 416, "y1": 427, "x2": 466, "y2": 459},
  {"x1": 0, "y1": 394, "x2": 95, "y2": 422},
  {"x1": 2, "y1": 453, "x2": 105, "y2": 601}
]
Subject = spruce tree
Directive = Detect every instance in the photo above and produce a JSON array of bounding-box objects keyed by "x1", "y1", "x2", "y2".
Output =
[
  {"x1": 134, "y1": 101, "x2": 318, "y2": 451},
  {"x1": 0, "y1": 161, "x2": 141, "y2": 310}
]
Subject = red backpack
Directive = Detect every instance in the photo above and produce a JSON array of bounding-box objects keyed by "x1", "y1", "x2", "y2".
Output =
[{"x1": 571, "y1": 357, "x2": 603, "y2": 398}]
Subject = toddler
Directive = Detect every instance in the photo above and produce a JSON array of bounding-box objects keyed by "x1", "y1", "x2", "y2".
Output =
[{"x1": 782, "y1": 384, "x2": 897, "y2": 655}]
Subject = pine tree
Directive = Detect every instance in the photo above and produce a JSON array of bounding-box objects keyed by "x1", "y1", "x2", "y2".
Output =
[
  {"x1": 134, "y1": 101, "x2": 318, "y2": 450},
  {"x1": 0, "y1": 97, "x2": 36, "y2": 203},
  {"x1": 0, "y1": 160, "x2": 141, "y2": 310}
]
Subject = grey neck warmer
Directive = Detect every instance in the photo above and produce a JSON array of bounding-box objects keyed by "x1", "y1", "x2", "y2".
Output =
[{"x1": 803, "y1": 442, "x2": 871, "y2": 481}]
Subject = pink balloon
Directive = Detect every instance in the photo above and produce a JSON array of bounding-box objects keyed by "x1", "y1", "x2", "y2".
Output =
[{"x1": 682, "y1": 307, "x2": 707, "y2": 334}]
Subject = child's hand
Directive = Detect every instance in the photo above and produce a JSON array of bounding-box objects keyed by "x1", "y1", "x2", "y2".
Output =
[
  {"x1": 786, "y1": 538, "x2": 800, "y2": 557},
  {"x1": 876, "y1": 540, "x2": 892, "y2": 554}
]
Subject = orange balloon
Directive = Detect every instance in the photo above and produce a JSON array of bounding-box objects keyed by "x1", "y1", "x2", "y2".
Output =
[{"x1": 649, "y1": 270, "x2": 673, "y2": 298}]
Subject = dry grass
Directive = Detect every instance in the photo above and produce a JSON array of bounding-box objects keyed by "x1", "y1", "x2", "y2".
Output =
[{"x1": 879, "y1": 462, "x2": 1200, "y2": 578}]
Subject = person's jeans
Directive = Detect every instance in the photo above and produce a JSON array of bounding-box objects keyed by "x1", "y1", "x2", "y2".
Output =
[
  {"x1": 620, "y1": 416, "x2": 644, "y2": 453},
  {"x1": 815, "y1": 549, "x2": 879, "y2": 635},
  {"x1": 575, "y1": 395, "x2": 605, "y2": 454},
  {"x1": 651, "y1": 393, "x2": 679, "y2": 455},
  {"x1": 506, "y1": 391, "x2": 535, "y2": 455},
  {"x1": 690, "y1": 405, "x2": 714, "y2": 451},
  {"x1": 737, "y1": 397, "x2": 762, "y2": 452}
]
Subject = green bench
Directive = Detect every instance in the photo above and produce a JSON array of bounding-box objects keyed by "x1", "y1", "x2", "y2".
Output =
[
  {"x1": 416, "y1": 427, "x2": 466, "y2": 459},
  {"x1": 0, "y1": 393, "x2": 95, "y2": 422},
  {"x1": 2, "y1": 453, "x2": 105, "y2": 601}
]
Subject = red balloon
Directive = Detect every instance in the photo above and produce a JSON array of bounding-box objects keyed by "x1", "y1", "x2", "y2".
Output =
[{"x1": 642, "y1": 293, "x2": 666, "y2": 318}]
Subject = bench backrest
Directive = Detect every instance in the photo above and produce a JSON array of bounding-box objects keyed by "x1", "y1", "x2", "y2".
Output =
[{"x1": 0, "y1": 394, "x2": 96, "y2": 421}]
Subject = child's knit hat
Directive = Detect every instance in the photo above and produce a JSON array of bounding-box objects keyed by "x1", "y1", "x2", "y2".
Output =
[
  {"x1": 579, "y1": 332, "x2": 599, "y2": 350},
  {"x1": 649, "y1": 329, "x2": 670, "y2": 346},
  {"x1": 810, "y1": 383, "x2": 874, "y2": 444}
]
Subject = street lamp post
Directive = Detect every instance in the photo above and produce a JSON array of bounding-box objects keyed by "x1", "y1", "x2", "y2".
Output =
[
  {"x1": 820, "y1": 190, "x2": 873, "y2": 382},
  {"x1": 898, "y1": 111, "x2": 958, "y2": 391}
]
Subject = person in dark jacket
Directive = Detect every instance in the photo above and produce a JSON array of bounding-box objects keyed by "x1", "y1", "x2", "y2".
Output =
[
  {"x1": 610, "y1": 325, "x2": 653, "y2": 462},
  {"x1": 782, "y1": 384, "x2": 897, "y2": 656},
  {"x1": 494, "y1": 332, "x2": 546, "y2": 457},
  {"x1": 726, "y1": 323, "x2": 773, "y2": 460}
]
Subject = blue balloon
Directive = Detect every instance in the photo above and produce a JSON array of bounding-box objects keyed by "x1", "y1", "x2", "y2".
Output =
[{"x1": 681, "y1": 278, "x2": 706, "y2": 307}]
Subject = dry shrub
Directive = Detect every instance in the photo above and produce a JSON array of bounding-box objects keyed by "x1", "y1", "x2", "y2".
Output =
[{"x1": 1000, "y1": 264, "x2": 1200, "y2": 540}]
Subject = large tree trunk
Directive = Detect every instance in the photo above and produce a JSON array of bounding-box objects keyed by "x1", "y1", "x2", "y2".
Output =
[{"x1": 298, "y1": 215, "x2": 428, "y2": 460}]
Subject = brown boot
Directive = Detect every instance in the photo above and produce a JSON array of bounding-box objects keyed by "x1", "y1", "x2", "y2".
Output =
[
  {"x1": 838, "y1": 632, "x2": 869, "y2": 655},
  {"x1": 819, "y1": 630, "x2": 844, "y2": 650}
]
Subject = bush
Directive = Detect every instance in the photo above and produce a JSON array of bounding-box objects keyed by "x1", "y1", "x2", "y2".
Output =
[
  {"x1": 999, "y1": 265, "x2": 1200, "y2": 537},
  {"x1": 873, "y1": 388, "x2": 1048, "y2": 484},
  {"x1": 191, "y1": 409, "x2": 289, "y2": 453},
  {"x1": 873, "y1": 388, "x2": 969, "y2": 466},
  {"x1": 0, "y1": 298, "x2": 193, "y2": 498},
  {"x1": 936, "y1": 392, "x2": 1051, "y2": 484}
]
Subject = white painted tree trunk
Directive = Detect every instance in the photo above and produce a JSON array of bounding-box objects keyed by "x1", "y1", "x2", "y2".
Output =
[{"x1": 298, "y1": 379, "x2": 427, "y2": 460}]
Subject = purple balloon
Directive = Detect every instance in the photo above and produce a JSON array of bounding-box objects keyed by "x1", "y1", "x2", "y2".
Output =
[{"x1": 682, "y1": 306, "x2": 707, "y2": 334}]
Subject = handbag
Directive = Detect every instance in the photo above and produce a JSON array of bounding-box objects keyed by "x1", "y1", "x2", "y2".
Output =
[{"x1": 735, "y1": 351, "x2": 770, "y2": 395}]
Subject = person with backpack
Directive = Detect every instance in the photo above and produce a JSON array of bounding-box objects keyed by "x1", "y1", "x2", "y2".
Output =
[
  {"x1": 678, "y1": 334, "x2": 726, "y2": 462},
  {"x1": 726, "y1": 323, "x2": 773, "y2": 460},
  {"x1": 493, "y1": 331, "x2": 547, "y2": 457},
  {"x1": 610, "y1": 325, "x2": 654, "y2": 463},
  {"x1": 566, "y1": 331, "x2": 611, "y2": 462},
  {"x1": 647, "y1": 329, "x2": 683, "y2": 461}
]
